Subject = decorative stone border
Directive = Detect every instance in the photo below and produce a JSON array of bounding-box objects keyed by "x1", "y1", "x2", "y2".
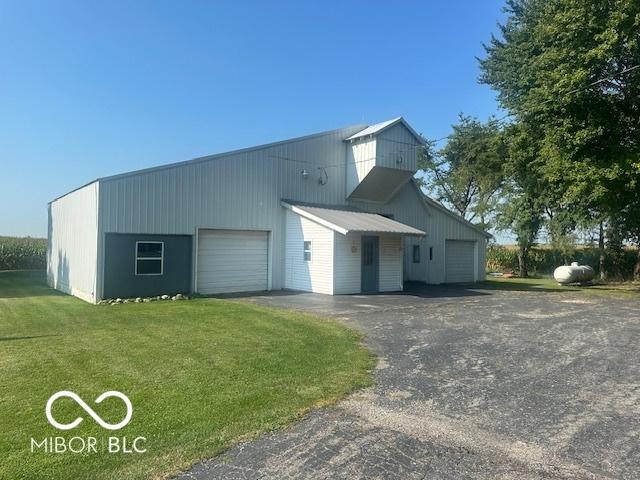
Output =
[{"x1": 98, "y1": 293, "x2": 190, "y2": 305}]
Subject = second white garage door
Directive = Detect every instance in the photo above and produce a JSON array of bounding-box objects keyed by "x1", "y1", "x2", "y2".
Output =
[
  {"x1": 445, "y1": 240, "x2": 476, "y2": 283},
  {"x1": 197, "y1": 230, "x2": 268, "y2": 294}
]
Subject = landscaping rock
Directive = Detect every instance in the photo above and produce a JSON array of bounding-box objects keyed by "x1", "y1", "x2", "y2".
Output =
[
  {"x1": 175, "y1": 293, "x2": 185, "y2": 300},
  {"x1": 135, "y1": 297, "x2": 142, "y2": 303},
  {"x1": 161, "y1": 295, "x2": 170, "y2": 300},
  {"x1": 143, "y1": 298, "x2": 151, "y2": 303}
]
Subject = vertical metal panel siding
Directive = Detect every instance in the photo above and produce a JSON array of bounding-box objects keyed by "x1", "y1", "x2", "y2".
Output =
[
  {"x1": 376, "y1": 123, "x2": 420, "y2": 172},
  {"x1": 100, "y1": 127, "x2": 363, "y2": 290},
  {"x1": 425, "y1": 205, "x2": 487, "y2": 284},
  {"x1": 48, "y1": 182, "x2": 99, "y2": 302},
  {"x1": 99, "y1": 124, "x2": 487, "y2": 290},
  {"x1": 444, "y1": 240, "x2": 476, "y2": 282},
  {"x1": 345, "y1": 137, "x2": 377, "y2": 197},
  {"x1": 351, "y1": 184, "x2": 487, "y2": 284}
]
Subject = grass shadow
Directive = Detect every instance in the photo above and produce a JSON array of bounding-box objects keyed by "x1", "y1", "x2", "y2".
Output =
[
  {"x1": 0, "y1": 334, "x2": 61, "y2": 342},
  {"x1": 0, "y1": 270, "x2": 64, "y2": 299}
]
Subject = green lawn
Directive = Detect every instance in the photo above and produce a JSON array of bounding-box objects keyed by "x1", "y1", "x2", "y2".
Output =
[
  {"x1": 480, "y1": 275, "x2": 640, "y2": 297},
  {"x1": 0, "y1": 271, "x2": 374, "y2": 480}
]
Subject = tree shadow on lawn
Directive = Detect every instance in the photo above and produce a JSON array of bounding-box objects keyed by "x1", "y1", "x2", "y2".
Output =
[
  {"x1": 0, "y1": 270, "x2": 65, "y2": 299},
  {"x1": 0, "y1": 334, "x2": 61, "y2": 342}
]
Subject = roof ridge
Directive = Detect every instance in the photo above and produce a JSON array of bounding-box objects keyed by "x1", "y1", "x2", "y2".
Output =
[
  {"x1": 345, "y1": 117, "x2": 425, "y2": 145},
  {"x1": 50, "y1": 121, "x2": 368, "y2": 202}
]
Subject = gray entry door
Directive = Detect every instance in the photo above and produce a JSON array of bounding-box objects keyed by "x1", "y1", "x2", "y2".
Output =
[{"x1": 361, "y1": 236, "x2": 379, "y2": 293}]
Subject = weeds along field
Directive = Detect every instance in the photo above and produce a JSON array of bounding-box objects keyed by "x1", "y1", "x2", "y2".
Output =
[{"x1": 0, "y1": 236, "x2": 47, "y2": 270}]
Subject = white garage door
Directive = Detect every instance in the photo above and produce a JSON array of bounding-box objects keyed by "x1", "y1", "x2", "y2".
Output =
[
  {"x1": 445, "y1": 240, "x2": 476, "y2": 283},
  {"x1": 197, "y1": 230, "x2": 268, "y2": 294}
]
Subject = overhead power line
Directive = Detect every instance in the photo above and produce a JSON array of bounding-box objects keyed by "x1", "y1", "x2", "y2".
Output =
[
  {"x1": 268, "y1": 64, "x2": 640, "y2": 175},
  {"x1": 430, "y1": 63, "x2": 640, "y2": 144}
]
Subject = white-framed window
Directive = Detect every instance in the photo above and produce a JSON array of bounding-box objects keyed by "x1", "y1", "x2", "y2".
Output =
[
  {"x1": 303, "y1": 241, "x2": 312, "y2": 262},
  {"x1": 135, "y1": 241, "x2": 164, "y2": 275},
  {"x1": 413, "y1": 245, "x2": 421, "y2": 263}
]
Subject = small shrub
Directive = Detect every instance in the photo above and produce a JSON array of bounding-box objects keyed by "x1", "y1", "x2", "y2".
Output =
[{"x1": 0, "y1": 236, "x2": 47, "y2": 270}]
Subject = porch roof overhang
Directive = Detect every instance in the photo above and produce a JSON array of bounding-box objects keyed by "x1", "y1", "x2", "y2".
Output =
[{"x1": 281, "y1": 200, "x2": 425, "y2": 236}]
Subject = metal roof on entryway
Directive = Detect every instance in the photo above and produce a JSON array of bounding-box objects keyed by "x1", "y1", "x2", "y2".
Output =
[{"x1": 281, "y1": 200, "x2": 425, "y2": 236}]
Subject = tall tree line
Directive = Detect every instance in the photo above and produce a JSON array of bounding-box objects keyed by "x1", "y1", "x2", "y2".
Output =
[{"x1": 420, "y1": 0, "x2": 640, "y2": 278}]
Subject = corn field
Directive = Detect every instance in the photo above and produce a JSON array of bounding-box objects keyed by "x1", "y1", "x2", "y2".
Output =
[{"x1": 0, "y1": 236, "x2": 47, "y2": 270}]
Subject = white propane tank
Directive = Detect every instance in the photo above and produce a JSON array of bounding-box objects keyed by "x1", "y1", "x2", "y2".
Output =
[{"x1": 553, "y1": 262, "x2": 595, "y2": 284}]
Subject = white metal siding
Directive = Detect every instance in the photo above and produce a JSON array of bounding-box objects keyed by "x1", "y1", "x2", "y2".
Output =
[
  {"x1": 333, "y1": 233, "x2": 361, "y2": 294},
  {"x1": 445, "y1": 240, "x2": 476, "y2": 283},
  {"x1": 351, "y1": 184, "x2": 486, "y2": 284},
  {"x1": 284, "y1": 210, "x2": 334, "y2": 294},
  {"x1": 95, "y1": 122, "x2": 487, "y2": 292},
  {"x1": 345, "y1": 137, "x2": 377, "y2": 197},
  {"x1": 376, "y1": 123, "x2": 420, "y2": 172},
  {"x1": 197, "y1": 230, "x2": 268, "y2": 294},
  {"x1": 99, "y1": 126, "x2": 365, "y2": 293},
  {"x1": 379, "y1": 236, "x2": 403, "y2": 292},
  {"x1": 425, "y1": 205, "x2": 486, "y2": 284},
  {"x1": 403, "y1": 236, "x2": 428, "y2": 282},
  {"x1": 47, "y1": 182, "x2": 99, "y2": 303}
]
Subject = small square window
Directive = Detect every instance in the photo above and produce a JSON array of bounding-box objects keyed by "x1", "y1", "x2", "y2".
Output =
[
  {"x1": 412, "y1": 245, "x2": 421, "y2": 263},
  {"x1": 136, "y1": 241, "x2": 164, "y2": 275},
  {"x1": 303, "y1": 241, "x2": 312, "y2": 262}
]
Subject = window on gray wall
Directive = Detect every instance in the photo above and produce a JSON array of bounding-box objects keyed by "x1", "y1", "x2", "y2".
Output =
[
  {"x1": 412, "y1": 245, "x2": 421, "y2": 263},
  {"x1": 303, "y1": 241, "x2": 312, "y2": 262},
  {"x1": 135, "y1": 241, "x2": 164, "y2": 275}
]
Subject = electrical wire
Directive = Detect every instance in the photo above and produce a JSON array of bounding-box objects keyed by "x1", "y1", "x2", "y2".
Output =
[
  {"x1": 270, "y1": 64, "x2": 640, "y2": 177},
  {"x1": 430, "y1": 63, "x2": 640, "y2": 144}
]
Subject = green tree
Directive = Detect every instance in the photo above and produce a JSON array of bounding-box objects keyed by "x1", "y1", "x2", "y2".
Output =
[
  {"x1": 419, "y1": 115, "x2": 505, "y2": 230},
  {"x1": 497, "y1": 123, "x2": 546, "y2": 277},
  {"x1": 479, "y1": 0, "x2": 640, "y2": 277}
]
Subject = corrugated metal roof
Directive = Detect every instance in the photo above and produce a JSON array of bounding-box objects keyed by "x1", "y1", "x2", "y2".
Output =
[
  {"x1": 345, "y1": 116, "x2": 426, "y2": 145},
  {"x1": 282, "y1": 200, "x2": 425, "y2": 236},
  {"x1": 345, "y1": 117, "x2": 402, "y2": 140},
  {"x1": 51, "y1": 122, "x2": 369, "y2": 202}
]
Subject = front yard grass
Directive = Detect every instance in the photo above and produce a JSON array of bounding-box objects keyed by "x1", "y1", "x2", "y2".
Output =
[
  {"x1": 0, "y1": 271, "x2": 374, "y2": 480},
  {"x1": 480, "y1": 275, "x2": 640, "y2": 297}
]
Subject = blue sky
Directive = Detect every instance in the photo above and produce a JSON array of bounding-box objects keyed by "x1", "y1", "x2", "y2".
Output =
[{"x1": 0, "y1": 0, "x2": 507, "y2": 237}]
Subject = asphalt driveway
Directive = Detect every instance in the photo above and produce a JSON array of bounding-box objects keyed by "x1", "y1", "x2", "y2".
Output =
[{"x1": 179, "y1": 284, "x2": 640, "y2": 479}]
